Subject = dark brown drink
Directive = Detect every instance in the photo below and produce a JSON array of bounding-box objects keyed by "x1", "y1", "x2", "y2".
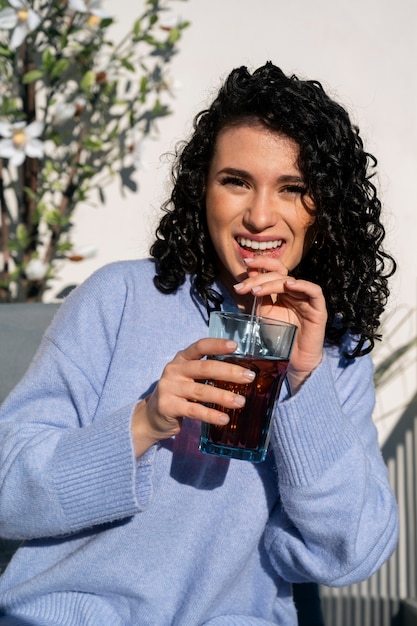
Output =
[{"x1": 200, "y1": 354, "x2": 289, "y2": 462}]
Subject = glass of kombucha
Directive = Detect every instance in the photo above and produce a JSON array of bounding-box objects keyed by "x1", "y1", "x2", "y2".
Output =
[{"x1": 199, "y1": 311, "x2": 297, "y2": 463}]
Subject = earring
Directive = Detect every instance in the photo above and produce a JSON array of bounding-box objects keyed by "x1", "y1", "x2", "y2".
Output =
[{"x1": 314, "y1": 233, "x2": 325, "y2": 251}]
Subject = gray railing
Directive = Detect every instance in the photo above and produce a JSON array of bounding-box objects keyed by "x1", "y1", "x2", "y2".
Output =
[{"x1": 320, "y1": 392, "x2": 417, "y2": 626}]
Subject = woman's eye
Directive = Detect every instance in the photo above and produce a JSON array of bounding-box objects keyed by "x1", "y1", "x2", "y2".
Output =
[
  {"x1": 283, "y1": 185, "x2": 307, "y2": 195},
  {"x1": 220, "y1": 176, "x2": 247, "y2": 188}
]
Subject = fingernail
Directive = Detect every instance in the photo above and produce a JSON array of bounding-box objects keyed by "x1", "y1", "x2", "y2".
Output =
[
  {"x1": 244, "y1": 257, "x2": 254, "y2": 264},
  {"x1": 252, "y1": 286, "x2": 262, "y2": 294},
  {"x1": 234, "y1": 395, "x2": 246, "y2": 407},
  {"x1": 243, "y1": 370, "x2": 256, "y2": 381},
  {"x1": 217, "y1": 413, "x2": 229, "y2": 425},
  {"x1": 225, "y1": 340, "x2": 237, "y2": 349},
  {"x1": 233, "y1": 283, "x2": 244, "y2": 292}
]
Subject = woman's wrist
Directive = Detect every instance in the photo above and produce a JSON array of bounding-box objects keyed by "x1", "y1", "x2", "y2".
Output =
[
  {"x1": 131, "y1": 397, "x2": 160, "y2": 459},
  {"x1": 286, "y1": 358, "x2": 322, "y2": 395}
]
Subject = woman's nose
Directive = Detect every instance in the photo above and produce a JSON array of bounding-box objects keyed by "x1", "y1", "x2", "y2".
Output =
[{"x1": 243, "y1": 190, "x2": 277, "y2": 231}]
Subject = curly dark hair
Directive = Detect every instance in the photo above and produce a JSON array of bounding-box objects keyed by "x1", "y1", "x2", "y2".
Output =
[{"x1": 150, "y1": 62, "x2": 396, "y2": 357}]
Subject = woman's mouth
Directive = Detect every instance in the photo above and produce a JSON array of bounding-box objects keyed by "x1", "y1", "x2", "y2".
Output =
[{"x1": 237, "y1": 236, "x2": 283, "y2": 253}]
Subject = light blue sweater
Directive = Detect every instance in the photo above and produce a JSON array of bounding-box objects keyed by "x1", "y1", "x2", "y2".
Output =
[{"x1": 0, "y1": 260, "x2": 398, "y2": 625}]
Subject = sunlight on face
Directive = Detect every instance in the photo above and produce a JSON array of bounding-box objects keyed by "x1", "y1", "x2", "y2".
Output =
[{"x1": 205, "y1": 123, "x2": 316, "y2": 289}]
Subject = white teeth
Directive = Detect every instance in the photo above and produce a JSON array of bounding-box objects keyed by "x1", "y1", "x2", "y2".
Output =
[{"x1": 237, "y1": 237, "x2": 282, "y2": 251}]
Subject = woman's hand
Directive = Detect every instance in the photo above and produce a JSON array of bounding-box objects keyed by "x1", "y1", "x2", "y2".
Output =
[
  {"x1": 131, "y1": 338, "x2": 256, "y2": 458},
  {"x1": 234, "y1": 256, "x2": 327, "y2": 394}
]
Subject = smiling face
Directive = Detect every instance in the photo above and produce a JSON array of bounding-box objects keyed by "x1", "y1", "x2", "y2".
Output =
[{"x1": 205, "y1": 123, "x2": 316, "y2": 296}]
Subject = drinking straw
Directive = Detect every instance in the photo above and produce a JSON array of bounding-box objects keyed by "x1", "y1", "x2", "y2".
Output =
[{"x1": 248, "y1": 293, "x2": 262, "y2": 355}]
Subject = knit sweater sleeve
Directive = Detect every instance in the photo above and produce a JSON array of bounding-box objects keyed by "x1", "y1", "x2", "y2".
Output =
[
  {"x1": 264, "y1": 344, "x2": 398, "y2": 587},
  {"x1": 0, "y1": 265, "x2": 155, "y2": 540}
]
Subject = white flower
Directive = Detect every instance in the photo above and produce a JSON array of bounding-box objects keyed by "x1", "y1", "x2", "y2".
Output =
[
  {"x1": 52, "y1": 97, "x2": 86, "y2": 125},
  {"x1": 159, "y1": 13, "x2": 182, "y2": 31},
  {"x1": 94, "y1": 63, "x2": 117, "y2": 85},
  {"x1": 25, "y1": 258, "x2": 48, "y2": 281},
  {"x1": 67, "y1": 245, "x2": 97, "y2": 261},
  {"x1": 0, "y1": 120, "x2": 44, "y2": 166},
  {"x1": 0, "y1": 0, "x2": 41, "y2": 48},
  {"x1": 68, "y1": 0, "x2": 88, "y2": 11},
  {"x1": 53, "y1": 102, "x2": 77, "y2": 125},
  {"x1": 73, "y1": 95, "x2": 87, "y2": 116},
  {"x1": 68, "y1": 0, "x2": 110, "y2": 27},
  {"x1": 161, "y1": 74, "x2": 182, "y2": 98}
]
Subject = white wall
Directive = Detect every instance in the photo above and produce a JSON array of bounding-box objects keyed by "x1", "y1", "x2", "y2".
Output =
[{"x1": 49, "y1": 0, "x2": 417, "y2": 442}]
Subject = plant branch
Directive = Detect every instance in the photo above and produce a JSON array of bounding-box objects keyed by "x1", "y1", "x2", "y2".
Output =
[
  {"x1": 0, "y1": 0, "x2": 190, "y2": 302},
  {"x1": 43, "y1": 128, "x2": 87, "y2": 267},
  {"x1": 20, "y1": 42, "x2": 39, "y2": 258},
  {"x1": 0, "y1": 159, "x2": 11, "y2": 301}
]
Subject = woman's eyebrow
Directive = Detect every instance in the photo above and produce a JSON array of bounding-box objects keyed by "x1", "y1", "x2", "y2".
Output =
[
  {"x1": 277, "y1": 175, "x2": 306, "y2": 184},
  {"x1": 217, "y1": 167, "x2": 305, "y2": 184},
  {"x1": 216, "y1": 167, "x2": 251, "y2": 178}
]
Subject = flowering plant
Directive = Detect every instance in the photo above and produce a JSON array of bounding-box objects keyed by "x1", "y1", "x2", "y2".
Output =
[{"x1": 0, "y1": 0, "x2": 188, "y2": 301}]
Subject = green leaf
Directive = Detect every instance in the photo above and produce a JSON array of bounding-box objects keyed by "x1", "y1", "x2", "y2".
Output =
[
  {"x1": 45, "y1": 210, "x2": 69, "y2": 228},
  {"x1": 9, "y1": 266, "x2": 20, "y2": 281},
  {"x1": 99, "y1": 17, "x2": 113, "y2": 29},
  {"x1": 0, "y1": 97, "x2": 21, "y2": 116},
  {"x1": 120, "y1": 58, "x2": 135, "y2": 72},
  {"x1": 43, "y1": 159, "x2": 59, "y2": 177},
  {"x1": 22, "y1": 69, "x2": 43, "y2": 84},
  {"x1": 7, "y1": 240, "x2": 20, "y2": 252},
  {"x1": 139, "y1": 75, "x2": 148, "y2": 94},
  {"x1": 49, "y1": 130, "x2": 64, "y2": 147},
  {"x1": 133, "y1": 19, "x2": 142, "y2": 38},
  {"x1": 0, "y1": 46, "x2": 13, "y2": 59},
  {"x1": 80, "y1": 70, "x2": 95, "y2": 94},
  {"x1": 16, "y1": 224, "x2": 29, "y2": 247},
  {"x1": 83, "y1": 137, "x2": 104, "y2": 151},
  {"x1": 23, "y1": 186, "x2": 38, "y2": 201},
  {"x1": 60, "y1": 32, "x2": 68, "y2": 49},
  {"x1": 56, "y1": 241, "x2": 73, "y2": 254},
  {"x1": 42, "y1": 49, "x2": 55, "y2": 72},
  {"x1": 142, "y1": 34, "x2": 158, "y2": 47},
  {"x1": 167, "y1": 27, "x2": 181, "y2": 44},
  {"x1": 51, "y1": 58, "x2": 69, "y2": 80},
  {"x1": 78, "y1": 164, "x2": 95, "y2": 176},
  {"x1": 34, "y1": 201, "x2": 47, "y2": 221}
]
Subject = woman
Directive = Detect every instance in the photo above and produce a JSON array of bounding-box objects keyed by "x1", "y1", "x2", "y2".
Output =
[{"x1": 0, "y1": 63, "x2": 398, "y2": 625}]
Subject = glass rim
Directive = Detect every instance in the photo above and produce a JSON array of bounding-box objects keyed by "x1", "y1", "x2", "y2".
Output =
[{"x1": 210, "y1": 310, "x2": 297, "y2": 330}]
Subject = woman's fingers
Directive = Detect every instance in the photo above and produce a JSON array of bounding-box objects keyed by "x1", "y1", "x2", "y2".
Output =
[
  {"x1": 283, "y1": 278, "x2": 325, "y2": 302},
  {"x1": 159, "y1": 343, "x2": 257, "y2": 418},
  {"x1": 244, "y1": 255, "x2": 288, "y2": 275},
  {"x1": 233, "y1": 264, "x2": 287, "y2": 298},
  {"x1": 145, "y1": 337, "x2": 259, "y2": 433},
  {"x1": 235, "y1": 272, "x2": 326, "y2": 321},
  {"x1": 176, "y1": 337, "x2": 238, "y2": 363},
  {"x1": 233, "y1": 266, "x2": 328, "y2": 394},
  {"x1": 134, "y1": 336, "x2": 265, "y2": 456},
  {"x1": 170, "y1": 346, "x2": 256, "y2": 386},
  {"x1": 157, "y1": 374, "x2": 249, "y2": 413}
]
